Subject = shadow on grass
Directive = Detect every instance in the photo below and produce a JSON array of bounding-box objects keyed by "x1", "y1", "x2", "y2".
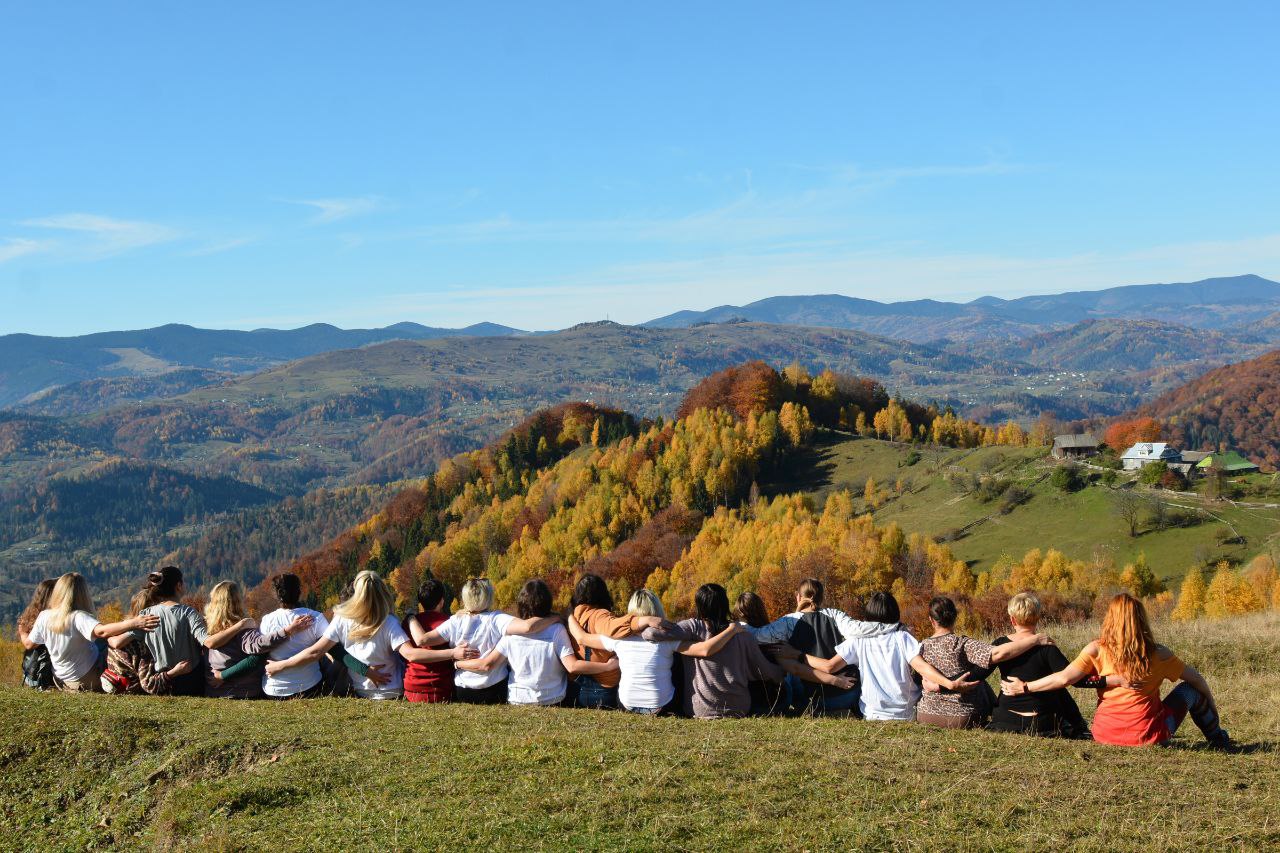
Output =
[{"x1": 759, "y1": 432, "x2": 846, "y2": 497}]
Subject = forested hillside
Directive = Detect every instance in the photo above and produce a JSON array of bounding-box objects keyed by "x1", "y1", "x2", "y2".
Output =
[
  {"x1": 1137, "y1": 348, "x2": 1280, "y2": 468},
  {"x1": 0, "y1": 459, "x2": 278, "y2": 619},
  {"x1": 261, "y1": 363, "x2": 1151, "y2": 632}
]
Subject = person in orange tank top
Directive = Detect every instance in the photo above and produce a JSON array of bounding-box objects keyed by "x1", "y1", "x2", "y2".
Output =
[{"x1": 1001, "y1": 593, "x2": 1231, "y2": 749}]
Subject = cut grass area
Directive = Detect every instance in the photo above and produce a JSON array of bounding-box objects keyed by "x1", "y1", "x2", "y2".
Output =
[
  {"x1": 1, "y1": 614, "x2": 1278, "y2": 851},
  {"x1": 767, "y1": 434, "x2": 1280, "y2": 584}
]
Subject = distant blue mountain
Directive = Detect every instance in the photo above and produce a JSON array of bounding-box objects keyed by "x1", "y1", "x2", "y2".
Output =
[
  {"x1": 645, "y1": 274, "x2": 1280, "y2": 342},
  {"x1": 0, "y1": 321, "x2": 526, "y2": 408}
]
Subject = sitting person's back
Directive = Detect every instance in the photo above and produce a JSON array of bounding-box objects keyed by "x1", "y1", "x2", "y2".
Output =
[
  {"x1": 496, "y1": 623, "x2": 574, "y2": 706},
  {"x1": 679, "y1": 585, "x2": 784, "y2": 719},
  {"x1": 986, "y1": 593, "x2": 1088, "y2": 737},
  {"x1": 260, "y1": 574, "x2": 330, "y2": 699}
]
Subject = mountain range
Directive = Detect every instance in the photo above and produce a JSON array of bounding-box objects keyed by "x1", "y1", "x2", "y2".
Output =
[
  {"x1": 0, "y1": 320, "x2": 524, "y2": 408},
  {"x1": 5, "y1": 274, "x2": 1280, "y2": 410},
  {"x1": 645, "y1": 274, "x2": 1280, "y2": 343}
]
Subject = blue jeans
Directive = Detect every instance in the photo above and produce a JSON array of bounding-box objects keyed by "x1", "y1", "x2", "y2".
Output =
[
  {"x1": 574, "y1": 676, "x2": 618, "y2": 710},
  {"x1": 788, "y1": 675, "x2": 860, "y2": 716},
  {"x1": 1162, "y1": 682, "x2": 1229, "y2": 745}
]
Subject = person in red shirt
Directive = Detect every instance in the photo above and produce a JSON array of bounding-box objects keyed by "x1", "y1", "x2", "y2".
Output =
[
  {"x1": 1002, "y1": 593, "x2": 1231, "y2": 749},
  {"x1": 402, "y1": 578, "x2": 456, "y2": 703}
]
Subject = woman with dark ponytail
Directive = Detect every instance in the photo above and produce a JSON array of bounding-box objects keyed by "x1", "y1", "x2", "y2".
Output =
[{"x1": 112, "y1": 566, "x2": 247, "y2": 696}]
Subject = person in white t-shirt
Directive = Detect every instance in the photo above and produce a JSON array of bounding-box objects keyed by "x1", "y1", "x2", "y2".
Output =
[
  {"x1": 260, "y1": 573, "x2": 332, "y2": 699},
  {"x1": 265, "y1": 570, "x2": 474, "y2": 700},
  {"x1": 456, "y1": 579, "x2": 618, "y2": 706},
  {"x1": 806, "y1": 591, "x2": 978, "y2": 721},
  {"x1": 21, "y1": 572, "x2": 159, "y2": 692},
  {"x1": 566, "y1": 588, "x2": 744, "y2": 714},
  {"x1": 411, "y1": 577, "x2": 513, "y2": 705}
]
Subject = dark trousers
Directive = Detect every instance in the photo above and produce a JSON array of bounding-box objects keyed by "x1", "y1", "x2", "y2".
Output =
[
  {"x1": 1162, "y1": 682, "x2": 1229, "y2": 744},
  {"x1": 454, "y1": 680, "x2": 508, "y2": 705},
  {"x1": 169, "y1": 669, "x2": 205, "y2": 697}
]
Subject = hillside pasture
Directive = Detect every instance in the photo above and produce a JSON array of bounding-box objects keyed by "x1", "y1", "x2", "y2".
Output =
[
  {"x1": 765, "y1": 433, "x2": 1280, "y2": 585},
  {"x1": 0, "y1": 613, "x2": 1276, "y2": 850}
]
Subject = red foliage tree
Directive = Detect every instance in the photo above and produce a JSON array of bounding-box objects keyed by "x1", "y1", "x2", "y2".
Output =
[{"x1": 1104, "y1": 417, "x2": 1162, "y2": 451}]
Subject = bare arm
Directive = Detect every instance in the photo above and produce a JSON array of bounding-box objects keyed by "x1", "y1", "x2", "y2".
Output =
[
  {"x1": 505, "y1": 615, "x2": 560, "y2": 636},
  {"x1": 560, "y1": 654, "x2": 620, "y2": 677},
  {"x1": 988, "y1": 633, "x2": 1051, "y2": 664},
  {"x1": 203, "y1": 618, "x2": 254, "y2": 649},
  {"x1": 807, "y1": 653, "x2": 847, "y2": 674},
  {"x1": 1178, "y1": 663, "x2": 1218, "y2": 716},
  {"x1": 456, "y1": 648, "x2": 506, "y2": 674},
  {"x1": 1005, "y1": 661, "x2": 1091, "y2": 695},
  {"x1": 909, "y1": 655, "x2": 978, "y2": 692},
  {"x1": 93, "y1": 613, "x2": 159, "y2": 640},
  {"x1": 400, "y1": 642, "x2": 478, "y2": 664},
  {"x1": 678, "y1": 623, "x2": 744, "y2": 658},
  {"x1": 564, "y1": 614, "x2": 610, "y2": 651},
  {"x1": 263, "y1": 636, "x2": 337, "y2": 676},
  {"x1": 779, "y1": 658, "x2": 856, "y2": 689}
]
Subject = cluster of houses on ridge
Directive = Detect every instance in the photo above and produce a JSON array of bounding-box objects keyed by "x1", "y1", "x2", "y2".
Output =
[{"x1": 1050, "y1": 433, "x2": 1260, "y2": 477}]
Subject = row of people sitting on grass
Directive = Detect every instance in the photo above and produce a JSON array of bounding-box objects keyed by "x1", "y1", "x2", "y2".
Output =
[{"x1": 16, "y1": 566, "x2": 1231, "y2": 749}]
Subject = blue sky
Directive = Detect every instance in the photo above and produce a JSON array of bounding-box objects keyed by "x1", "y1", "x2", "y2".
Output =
[{"x1": 3, "y1": 3, "x2": 1279, "y2": 336}]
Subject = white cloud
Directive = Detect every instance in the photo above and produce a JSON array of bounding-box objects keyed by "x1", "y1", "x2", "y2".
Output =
[
  {"x1": 0, "y1": 237, "x2": 50, "y2": 263},
  {"x1": 285, "y1": 196, "x2": 384, "y2": 224},
  {"x1": 19, "y1": 213, "x2": 180, "y2": 258}
]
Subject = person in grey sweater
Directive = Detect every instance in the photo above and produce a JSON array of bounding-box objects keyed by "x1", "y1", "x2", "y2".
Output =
[
  {"x1": 110, "y1": 566, "x2": 246, "y2": 696},
  {"x1": 672, "y1": 584, "x2": 855, "y2": 719}
]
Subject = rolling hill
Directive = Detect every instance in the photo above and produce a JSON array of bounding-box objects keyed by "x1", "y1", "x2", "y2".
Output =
[
  {"x1": 0, "y1": 320, "x2": 524, "y2": 408},
  {"x1": 1137, "y1": 348, "x2": 1280, "y2": 469},
  {"x1": 983, "y1": 318, "x2": 1268, "y2": 373},
  {"x1": 647, "y1": 274, "x2": 1280, "y2": 343}
]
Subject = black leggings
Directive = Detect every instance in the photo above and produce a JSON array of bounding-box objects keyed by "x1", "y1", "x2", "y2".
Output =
[
  {"x1": 169, "y1": 669, "x2": 205, "y2": 697},
  {"x1": 453, "y1": 681, "x2": 508, "y2": 705}
]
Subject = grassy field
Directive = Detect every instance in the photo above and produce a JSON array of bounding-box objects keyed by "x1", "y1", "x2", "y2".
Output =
[
  {"x1": 766, "y1": 434, "x2": 1280, "y2": 585},
  {"x1": 1, "y1": 613, "x2": 1277, "y2": 851}
]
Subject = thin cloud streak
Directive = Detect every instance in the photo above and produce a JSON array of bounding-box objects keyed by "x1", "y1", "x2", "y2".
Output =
[
  {"x1": 15, "y1": 213, "x2": 180, "y2": 260},
  {"x1": 0, "y1": 237, "x2": 51, "y2": 263},
  {"x1": 284, "y1": 196, "x2": 385, "y2": 224}
]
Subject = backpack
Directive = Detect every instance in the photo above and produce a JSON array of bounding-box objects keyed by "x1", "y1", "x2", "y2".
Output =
[{"x1": 22, "y1": 646, "x2": 54, "y2": 690}]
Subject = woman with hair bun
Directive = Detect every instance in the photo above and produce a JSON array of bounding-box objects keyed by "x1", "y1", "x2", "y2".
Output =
[{"x1": 114, "y1": 566, "x2": 246, "y2": 696}]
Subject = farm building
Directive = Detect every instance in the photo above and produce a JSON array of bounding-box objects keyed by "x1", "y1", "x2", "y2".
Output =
[
  {"x1": 1121, "y1": 442, "x2": 1181, "y2": 471},
  {"x1": 1196, "y1": 451, "x2": 1261, "y2": 476},
  {"x1": 1051, "y1": 433, "x2": 1099, "y2": 459}
]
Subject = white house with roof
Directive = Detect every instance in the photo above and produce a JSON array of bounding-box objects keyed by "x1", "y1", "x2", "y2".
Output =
[{"x1": 1121, "y1": 442, "x2": 1181, "y2": 471}]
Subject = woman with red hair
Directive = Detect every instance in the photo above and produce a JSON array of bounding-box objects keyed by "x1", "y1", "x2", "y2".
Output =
[{"x1": 1002, "y1": 593, "x2": 1231, "y2": 748}]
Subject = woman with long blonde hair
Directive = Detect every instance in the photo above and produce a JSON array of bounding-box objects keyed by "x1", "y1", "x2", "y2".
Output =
[
  {"x1": 1002, "y1": 593, "x2": 1231, "y2": 748},
  {"x1": 203, "y1": 581, "x2": 311, "y2": 699},
  {"x1": 20, "y1": 572, "x2": 158, "y2": 692},
  {"x1": 266, "y1": 570, "x2": 474, "y2": 700}
]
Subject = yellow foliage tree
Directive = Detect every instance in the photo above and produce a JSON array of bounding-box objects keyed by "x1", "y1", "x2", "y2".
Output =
[
  {"x1": 1204, "y1": 562, "x2": 1265, "y2": 618},
  {"x1": 1118, "y1": 554, "x2": 1164, "y2": 598},
  {"x1": 1171, "y1": 564, "x2": 1207, "y2": 621}
]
